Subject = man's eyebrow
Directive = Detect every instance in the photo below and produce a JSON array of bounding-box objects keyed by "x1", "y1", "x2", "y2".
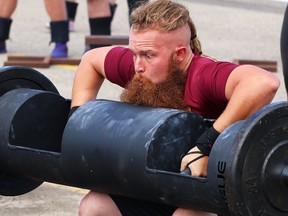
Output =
[
  {"x1": 139, "y1": 49, "x2": 156, "y2": 54},
  {"x1": 129, "y1": 47, "x2": 157, "y2": 54},
  {"x1": 139, "y1": 50, "x2": 149, "y2": 54}
]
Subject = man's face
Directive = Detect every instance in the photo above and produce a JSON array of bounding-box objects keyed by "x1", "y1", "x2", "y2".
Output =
[
  {"x1": 122, "y1": 29, "x2": 189, "y2": 110},
  {"x1": 128, "y1": 29, "x2": 175, "y2": 84},
  {"x1": 120, "y1": 55, "x2": 188, "y2": 111}
]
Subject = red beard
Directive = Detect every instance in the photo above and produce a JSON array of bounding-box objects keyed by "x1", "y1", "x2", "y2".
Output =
[{"x1": 120, "y1": 58, "x2": 189, "y2": 111}]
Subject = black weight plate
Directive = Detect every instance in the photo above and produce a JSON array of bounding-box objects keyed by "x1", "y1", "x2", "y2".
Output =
[
  {"x1": 226, "y1": 102, "x2": 288, "y2": 216},
  {"x1": 0, "y1": 66, "x2": 59, "y2": 97},
  {"x1": 0, "y1": 66, "x2": 58, "y2": 196},
  {"x1": 0, "y1": 172, "x2": 42, "y2": 196},
  {"x1": 262, "y1": 141, "x2": 288, "y2": 211}
]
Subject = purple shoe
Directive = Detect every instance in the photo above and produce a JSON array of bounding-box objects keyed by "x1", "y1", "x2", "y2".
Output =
[
  {"x1": 51, "y1": 42, "x2": 68, "y2": 58},
  {"x1": 0, "y1": 41, "x2": 7, "y2": 53}
]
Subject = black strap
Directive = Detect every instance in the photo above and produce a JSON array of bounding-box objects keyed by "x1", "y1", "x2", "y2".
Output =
[
  {"x1": 182, "y1": 151, "x2": 202, "y2": 157},
  {"x1": 186, "y1": 154, "x2": 206, "y2": 167}
]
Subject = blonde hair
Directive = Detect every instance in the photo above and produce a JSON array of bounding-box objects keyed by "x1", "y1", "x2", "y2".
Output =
[{"x1": 130, "y1": 0, "x2": 202, "y2": 54}]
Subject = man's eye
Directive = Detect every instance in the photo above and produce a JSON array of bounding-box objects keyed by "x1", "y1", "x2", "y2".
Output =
[{"x1": 145, "y1": 53, "x2": 153, "y2": 59}]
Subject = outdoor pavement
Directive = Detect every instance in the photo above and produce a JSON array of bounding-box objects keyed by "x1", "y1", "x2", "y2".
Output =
[{"x1": 0, "y1": 0, "x2": 287, "y2": 215}]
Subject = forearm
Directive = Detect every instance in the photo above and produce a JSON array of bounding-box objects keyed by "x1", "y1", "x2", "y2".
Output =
[
  {"x1": 214, "y1": 94, "x2": 272, "y2": 133},
  {"x1": 213, "y1": 66, "x2": 279, "y2": 133},
  {"x1": 71, "y1": 47, "x2": 114, "y2": 107},
  {"x1": 71, "y1": 53, "x2": 104, "y2": 107},
  {"x1": 71, "y1": 74, "x2": 104, "y2": 108}
]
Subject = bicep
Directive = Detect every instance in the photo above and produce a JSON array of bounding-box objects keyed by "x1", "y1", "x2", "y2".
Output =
[{"x1": 224, "y1": 65, "x2": 271, "y2": 100}]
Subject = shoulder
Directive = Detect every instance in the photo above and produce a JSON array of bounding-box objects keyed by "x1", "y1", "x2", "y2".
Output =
[
  {"x1": 188, "y1": 54, "x2": 238, "y2": 79},
  {"x1": 105, "y1": 46, "x2": 134, "y2": 71},
  {"x1": 104, "y1": 47, "x2": 135, "y2": 87},
  {"x1": 227, "y1": 64, "x2": 278, "y2": 83},
  {"x1": 106, "y1": 47, "x2": 133, "y2": 60}
]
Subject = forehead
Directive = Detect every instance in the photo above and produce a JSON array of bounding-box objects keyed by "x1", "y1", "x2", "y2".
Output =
[{"x1": 129, "y1": 30, "x2": 171, "y2": 51}]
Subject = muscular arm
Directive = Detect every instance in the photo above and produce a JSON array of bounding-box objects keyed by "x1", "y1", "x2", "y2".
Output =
[
  {"x1": 71, "y1": 46, "x2": 114, "y2": 107},
  {"x1": 213, "y1": 65, "x2": 280, "y2": 133},
  {"x1": 181, "y1": 65, "x2": 280, "y2": 176}
]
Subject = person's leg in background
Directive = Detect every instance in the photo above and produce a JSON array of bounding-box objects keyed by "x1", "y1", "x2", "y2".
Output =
[
  {"x1": 65, "y1": 0, "x2": 78, "y2": 31},
  {"x1": 0, "y1": 0, "x2": 17, "y2": 53},
  {"x1": 281, "y1": 4, "x2": 288, "y2": 99},
  {"x1": 127, "y1": 0, "x2": 148, "y2": 26},
  {"x1": 86, "y1": 0, "x2": 116, "y2": 50},
  {"x1": 127, "y1": 0, "x2": 146, "y2": 15},
  {"x1": 44, "y1": 0, "x2": 69, "y2": 58}
]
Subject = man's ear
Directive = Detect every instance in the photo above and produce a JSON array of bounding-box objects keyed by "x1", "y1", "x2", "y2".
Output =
[{"x1": 175, "y1": 46, "x2": 187, "y2": 62}]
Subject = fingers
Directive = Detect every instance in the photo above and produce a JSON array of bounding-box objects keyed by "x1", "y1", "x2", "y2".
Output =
[
  {"x1": 188, "y1": 156, "x2": 208, "y2": 177},
  {"x1": 180, "y1": 167, "x2": 191, "y2": 175},
  {"x1": 180, "y1": 146, "x2": 201, "y2": 171},
  {"x1": 180, "y1": 146, "x2": 209, "y2": 177},
  {"x1": 180, "y1": 153, "x2": 191, "y2": 171}
]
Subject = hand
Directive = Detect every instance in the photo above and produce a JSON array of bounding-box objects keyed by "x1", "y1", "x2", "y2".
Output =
[
  {"x1": 180, "y1": 126, "x2": 220, "y2": 176},
  {"x1": 180, "y1": 146, "x2": 209, "y2": 177}
]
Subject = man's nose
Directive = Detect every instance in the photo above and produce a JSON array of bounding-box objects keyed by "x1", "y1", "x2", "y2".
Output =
[{"x1": 134, "y1": 58, "x2": 144, "y2": 73}]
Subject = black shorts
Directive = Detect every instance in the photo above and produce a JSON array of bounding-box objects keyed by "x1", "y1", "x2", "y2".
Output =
[{"x1": 110, "y1": 195, "x2": 177, "y2": 216}]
